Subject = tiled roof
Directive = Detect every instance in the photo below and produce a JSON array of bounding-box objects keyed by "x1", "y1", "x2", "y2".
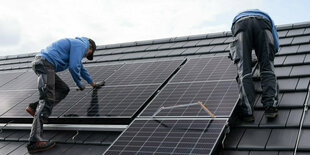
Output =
[{"x1": 0, "y1": 21, "x2": 309, "y2": 154}]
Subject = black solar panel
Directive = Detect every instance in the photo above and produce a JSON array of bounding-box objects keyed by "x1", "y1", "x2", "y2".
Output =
[
  {"x1": 62, "y1": 84, "x2": 160, "y2": 118},
  {"x1": 0, "y1": 71, "x2": 24, "y2": 87},
  {"x1": 140, "y1": 81, "x2": 238, "y2": 117},
  {"x1": 58, "y1": 64, "x2": 123, "y2": 87},
  {"x1": 171, "y1": 56, "x2": 236, "y2": 83},
  {"x1": 105, "y1": 119, "x2": 226, "y2": 155},
  {"x1": 105, "y1": 60, "x2": 184, "y2": 86},
  {"x1": 0, "y1": 90, "x2": 36, "y2": 116},
  {"x1": 0, "y1": 71, "x2": 37, "y2": 90}
]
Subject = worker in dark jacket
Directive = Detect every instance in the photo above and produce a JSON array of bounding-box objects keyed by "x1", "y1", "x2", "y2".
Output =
[
  {"x1": 26, "y1": 37, "x2": 102, "y2": 153},
  {"x1": 230, "y1": 9, "x2": 279, "y2": 122}
]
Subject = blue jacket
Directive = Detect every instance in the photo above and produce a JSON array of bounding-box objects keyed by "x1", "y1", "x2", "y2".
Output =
[
  {"x1": 37, "y1": 37, "x2": 93, "y2": 87},
  {"x1": 232, "y1": 9, "x2": 279, "y2": 52}
]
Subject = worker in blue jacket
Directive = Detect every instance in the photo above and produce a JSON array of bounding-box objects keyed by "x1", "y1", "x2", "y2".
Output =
[
  {"x1": 230, "y1": 9, "x2": 279, "y2": 122},
  {"x1": 26, "y1": 37, "x2": 102, "y2": 153}
]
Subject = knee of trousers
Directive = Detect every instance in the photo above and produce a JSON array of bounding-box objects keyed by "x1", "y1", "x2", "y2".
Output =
[{"x1": 37, "y1": 74, "x2": 47, "y2": 99}]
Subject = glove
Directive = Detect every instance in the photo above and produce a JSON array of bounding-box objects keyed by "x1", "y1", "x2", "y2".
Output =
[{"x1": 78, "y1": 84, "x2": 85, "y2": 91}]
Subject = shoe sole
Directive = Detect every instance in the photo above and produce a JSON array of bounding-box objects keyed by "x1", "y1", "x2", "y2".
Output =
[
  {"x1": 28, "y1": 142, "x2": 56, "y2": 154},
  {"x1": 26, "y1": 107, "x2": 35, "y2": 117},
  {"x1": 265, "y1": 113, "x2": 278, "y2": 118}
]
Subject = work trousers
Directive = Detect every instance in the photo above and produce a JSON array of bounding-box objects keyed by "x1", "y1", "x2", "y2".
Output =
[
  {"x1": 230, "y1": 16, "x2": 278, "y2": 116},
  {"x1": 29, "y1": 56, "x2": 70, "y2": 142}
]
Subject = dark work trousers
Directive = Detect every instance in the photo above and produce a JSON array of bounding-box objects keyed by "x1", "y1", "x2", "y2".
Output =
[
  {"x1": 231, "y1": 16, "x2": 278, "y2": 116},
  {"x1": 29, "y1": 56, "x2": 70, "y2": 143}
]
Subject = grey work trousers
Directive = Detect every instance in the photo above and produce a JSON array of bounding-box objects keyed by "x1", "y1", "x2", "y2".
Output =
[
  {"x1": 29, "y1": 56, "x2": 70, "y2": 142},
  {"x1": 230, "y1": 16, "x2": 279, "y2": 116}
]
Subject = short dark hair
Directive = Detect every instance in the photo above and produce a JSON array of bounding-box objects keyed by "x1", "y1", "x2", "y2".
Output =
[{"x1": 87, "y1": 38, "x2": 96, "y2": 60}]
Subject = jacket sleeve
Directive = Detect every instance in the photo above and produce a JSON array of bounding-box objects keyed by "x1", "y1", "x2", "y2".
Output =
[
  {"x1": 68, "y1": 41, "x2": 85, "y2": 87},
  {"x1": 80, "y1": 64, "x2": 93, "y2": 84}
]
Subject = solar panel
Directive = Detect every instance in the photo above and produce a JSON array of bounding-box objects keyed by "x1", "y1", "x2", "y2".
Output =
[
  {"x1": 171, "y1": 56, "x2": 236, "y2": 83},
  {"x1": 58, "y1": 64, "x2": 123, "y2": 87},
  {"x1": 105, "y1": 60, "x2": 184, "y2": 86},
  {"x1": 0, "y1": 71, "x2": 24, "y2": 88},
  {"x1": 0, "y1": 71, "x2": 37, "y2": 90},
  {"x1": 0, "y1": 90, "x2": 36, "y2": 116},
  {"x1": 105, "y1": 119, "x2": 226, "y2": 155},
  {"x1": 140, "y1": 81, "x2": 238, "y2": 117},
  {"x1": 2, "y1": 88, "x2": 92, "y2": 118},
  {"x1": 62, "y1": 84, "x2": 160, "y2": 118}
]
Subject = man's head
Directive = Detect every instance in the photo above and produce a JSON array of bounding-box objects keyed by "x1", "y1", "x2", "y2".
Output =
[{"x1": 85, "y1": 38, "x2": 96, "y2": 60}]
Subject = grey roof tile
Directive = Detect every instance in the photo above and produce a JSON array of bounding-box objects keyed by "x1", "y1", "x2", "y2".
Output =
[
  {"x1": 172, "y1": 36, "x2": 189, "y2": 42},
  {"x1": 276, "y1": 24, "x2": 293, "y2": 31},
  {"x1": 278, "y1": 45, "x2": 299, "y2": 55},
  {"x1": 98, "y1": 54, "x2": 123, "y2": 62},
  {"x1": 147, "y1": 44, "x2": 163, "y2": 50},
  {"x1": 196, "y1": 39, "x2": 213, "y2": 46},
  {"x1": 195, "y1": 46, "x2": 214, "y2": 54},
  {"x1": 238, "y1": 128, "x2": 271, "y2": 150},
  {"x1": 170, "y1": 42, "x2": 187, "y2": 48},
  {"x1": 279, "y1": 92, "x2": 307, "y2": 108},
  {"x1": 283, "y1": 54, "x2": 305, "y2": 65},
  {"x1": 136, "y1": 40, "x2": 153, "y2": 45},
  {"x1": 63, "y1": 144, "x2": 108, "y2": 155},
  {"x1": 0, "y1": 130, "x2": 14, "y2": 140},
  {"x1": 275, "y1": 66, "x2": 292, "y2": 77},
  {"x1": 278, "y1": 78, "x2": 298, "y2": 91},
  {"x1": 66, "y1": 131, "x2": 92, "y2": 144},
  {"x1": 83, "y1": 132, "x2": 109, "y2": 145},
  {"x1": 143, "y1": 51, "x2": 157, "y2": 58},
  {"x1": 0, "y1": 142, "x2": 25, "y2": 155},
  {"x1": 36, "y1": 144, "x2": 73, "y2": 154},
  {"x1": 183, "y1": 40, "x2": 200, "y2": 47},
  {"x1": 155, "y1": 50, "x2": 174, "y2": 57},
  {"x1": 303, "y1": 54, "x2": 310, "y2": 63},
  {"x1": 121, "y1": 46, "x2": 136, "y2": 53},
  {"x1": 292, "y1": 35, "x2": 310, "y2": 44},
  {"x1": 286, "y1": 28, "x2": 305, "y2": 37},
  {"x1": 286, "y1": 109, "x2": 302, "y2": 127},
  {"x1": 121, "y1": 52, "x2": 147, "y2": 60},
  {"x1": 290, "y1": 65, "x2": 310, "y2": 76},
  {"x1": 120, "y1": 42, "x2": 136, "y2": 47},
  {"x1": 218, "y1": 150, "x2": 249, "y2": 155},
  {"x1": 182, "y1": 47, "x2": 200, "y2": 55},
  {"x1": 259, "y1": 109, "x2": 290, "y2": 127},
  {"x1": 5, "y1": 130, "x2": 28, "y2": 141},
  {"x1": 304, "y1": 28, "x2": 310, "y2": 34},
  {"x1": 224, "y1": 37, "x2": 234, "y2": 43},
  {"x1": 278, "y1": 151, "x2": 294, "y2": 155},
  {"x1": 266, "y1": 129, "x2": 298, "y2": 150},
  {"x1": 207, "y1": 32, "x2": 226, "y2": 38},
  {"x1": 105, "y1": 43, "x2": 121, "y2": 49},
  {"x1": 249, "y1": 151, "x2": 278, "y2": 155},
  {"x1": 153, "y1": 38, "x2": 172, "y2": 44},
  {"x1": 51, "y1": 131, "x2": 76, "y2": 143},
  {"x1": 292, "y1": 22, "x2": 310, "y2": 28},
  {"x1": 279, "y1": 38, "x2": 293, "y2": 46},
  {"x1": 134, "y1": 45, "x2": 150, "y2": 52},
  {"x1": 167, "y1": 49, "x2": 186, "y2": 56},
  {"x1": 158, "y1": 42, "x2": 174, "y2": 50},
  {"x1": 223, "y1": 128, "x2": 245, "y2": 149},
  {"x1": 274, "y1": 56, "x2": 286, "y2": 65},
  {"x1": 297, "y1": 129, "x2": 310, "y2": 151},
  {"x1": 278, "y1": 30, "x2": 288, "y2": 38},
  {"x1": 188, "y1": 34, "x2": 207, "y2": 40},
  {"x1": 210, "y1": 37, "x2": 227, "y2": 44},
  {"x1": 8, "y1": 142, "x2": 28, "y2": 155},
  {"x1": 296, "y1": 77, "x2": 310, "y2": 90},
  {"x1": 298, "y1": 44, "x2": 310, "y2": 53},
  {"x1": 210, "y1": 44, "x2": 229, "y2": 52},
  {"x1": 303, "y1": 111, "x2": 310, "y2": 127}
]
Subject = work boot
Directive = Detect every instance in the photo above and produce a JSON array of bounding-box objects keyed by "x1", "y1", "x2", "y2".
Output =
[
  {"x1": 264, "y1": 107, "x2": 278, "y2": 118},
  {"x1": 27, "y1": 141, "x2": 56, "y2": 154},
  {"x1": 26, "y1": 102, "x2": 39, "y2": 117},
  {"x1": 239, "y1": 114, "x2": 255, "y2": 122}
]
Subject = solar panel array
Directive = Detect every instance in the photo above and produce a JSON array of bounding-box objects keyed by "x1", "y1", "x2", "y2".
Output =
[
  {"x1": 106, "y1": 56, "x2": 239, "y2": 154},
  {"x1": 1, "y1": 60, "x2": 185, "y2": 120},
  {"x1": 105, "y1": 119, "x2": 227, "y2": 155}
]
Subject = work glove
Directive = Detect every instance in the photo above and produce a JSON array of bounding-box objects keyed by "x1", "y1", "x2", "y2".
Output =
[{"x1": 77, "y1": 84, "x2": 85, "y2": 91}]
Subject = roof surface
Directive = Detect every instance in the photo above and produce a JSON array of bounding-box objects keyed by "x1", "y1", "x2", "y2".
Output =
[{"x1": 0, "y1": 21, "x2": 309, "y2": 154}]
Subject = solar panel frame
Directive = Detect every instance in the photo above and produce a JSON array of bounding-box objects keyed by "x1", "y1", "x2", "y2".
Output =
[
  {"x1": 104, "y1": 118, "x2": 227, "y2": 155},
  {"x1": 139, "y1": 80, "x2": 239, "y2": 118}
]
